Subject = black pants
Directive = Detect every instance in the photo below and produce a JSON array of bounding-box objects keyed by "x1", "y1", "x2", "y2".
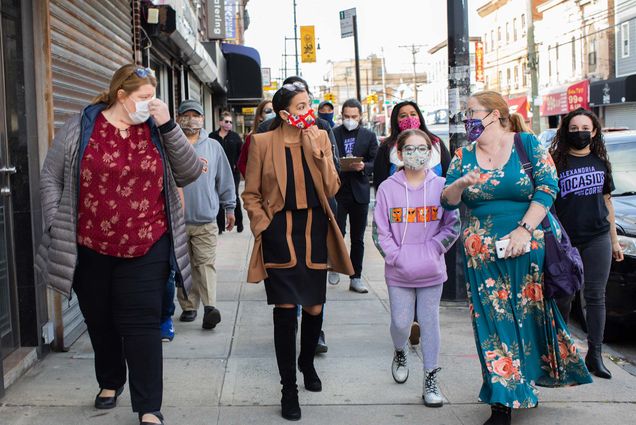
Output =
[
  {"x1": 335, "y1": 195, "x2": 369, "y2": 278},
  {"x1": 217, "y1": 171, "x2": 243, "y2": 231},
  {"x1": 73, "y1": 234, "x2": 170, "y2": 414},
  {"x1": 556, "y1": 231, "x2": 612, "y2": 346}
]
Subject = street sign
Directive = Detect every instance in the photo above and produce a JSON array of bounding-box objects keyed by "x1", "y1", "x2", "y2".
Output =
[
  {"x1": 300, "y1": 26, "x2": 316, "y2": 63},
  {"x1": 339, "y1": 8, "x2": 356, "y2": 39},
  {"x1": 242, "y1": 107, "x2": 256, "y2": 115},
  {"x1": 475, "y1": 41, "x2": 484, "y2": 83},
  {"x1": 261, "y1": 68, "x2": 271, "y2": 87},
  {"x1": 324, "y1": 92, "x2": 336, "y2": 102}
]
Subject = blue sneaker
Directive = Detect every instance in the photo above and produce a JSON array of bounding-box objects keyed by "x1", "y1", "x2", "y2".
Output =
[{"x1": 161, "y1": 318, "x2": 175, "y2": 342}]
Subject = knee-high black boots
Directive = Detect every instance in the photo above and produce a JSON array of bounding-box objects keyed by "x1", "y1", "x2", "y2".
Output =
[
  {"x1": 273, "y1": 307, "x2": 301, "y2": 421},
  {"x1": 298, "y1": 310, "x2": 323, "y2": 392}
]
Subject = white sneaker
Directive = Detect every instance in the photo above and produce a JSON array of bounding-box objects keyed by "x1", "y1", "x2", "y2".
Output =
[
  {"x1": 328, "y1": 271, "x2": 340, "y2": 285},
  {"x1": 349, "y1": 278, "x2": 369, "y2": 293},
  {"x1": 422, "y1": 367, "x2": 443, "y2": 407},
  {"x1": 391, "y1": 349, "x2": 409, "y2": 383}
]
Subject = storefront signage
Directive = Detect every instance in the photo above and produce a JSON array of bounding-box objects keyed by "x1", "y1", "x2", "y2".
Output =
[
  {"x1": 566, "y1": 80, "x2": 589, "y2": 111},
  {"x1": 475, "y1": 41, "x2": 484, "y2": 83},
  {"x1": 541, "y1": 80, "x2": 589, "y2": 116},
  {"x1": 207, "y1": 0, "x2": 226, "y2": 39},
  {"x1": 300, "y1": 26, "x2": 316, "y2": 63},
  {"x1": 225, "y1": 0, "x2": 237, "y2": 41}
]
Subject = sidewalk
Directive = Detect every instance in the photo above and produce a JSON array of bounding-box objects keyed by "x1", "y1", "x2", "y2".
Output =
[{"x1": 1, "y1": 221, "x2": 635, "y2": 425}]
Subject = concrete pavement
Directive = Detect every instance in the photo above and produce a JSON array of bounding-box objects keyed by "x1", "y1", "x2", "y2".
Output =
[{"x1": 1, "y1": 219, "x2": 635, "y2": 425}]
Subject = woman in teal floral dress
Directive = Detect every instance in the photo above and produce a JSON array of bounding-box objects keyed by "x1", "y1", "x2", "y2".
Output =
[{"x1": 441, "y1": 91, "x2": 592, "y2": 425}]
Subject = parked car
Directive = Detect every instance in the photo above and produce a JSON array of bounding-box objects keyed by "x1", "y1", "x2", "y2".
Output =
[{"x1": 573, "y1": 130, "x2": 636, "y2": 341}]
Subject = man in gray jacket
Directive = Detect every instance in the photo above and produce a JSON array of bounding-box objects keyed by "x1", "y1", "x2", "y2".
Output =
[{"x1": 175, "y1": 100, "x2": 236, "y2": 329}]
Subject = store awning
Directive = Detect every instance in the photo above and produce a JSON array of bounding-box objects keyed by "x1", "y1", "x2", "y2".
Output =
[
  {"x1": 589, "y1": 74, "x2": 636, "y2": 106},
  {"x1": 221, "y1": 43, "x2": 263, "y2": 104},
  {"x1": 540, "y1": 80, "x2": 589, "y2": 116},
  {"x1": 506, "y1": 96, "x2": 528, "y2": 120}
]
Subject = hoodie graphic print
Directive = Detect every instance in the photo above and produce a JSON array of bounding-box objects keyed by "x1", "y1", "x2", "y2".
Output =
[{"x1": 373, "y1": 170, "x2": 460, "y2": 287}]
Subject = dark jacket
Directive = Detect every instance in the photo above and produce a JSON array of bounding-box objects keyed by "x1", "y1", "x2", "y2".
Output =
[
  {"x1": 333, "y1": 125, "x2": 378, "y2": 204},
  {"x1": 210, "y1": 129, "x2": 243, "y2": 174},
  {"x1": 35, "y1": 103, "x2": 203, "y2": 298},
  {"x1": 373, "y1": 136, "x2": 451, "y2": 192}
]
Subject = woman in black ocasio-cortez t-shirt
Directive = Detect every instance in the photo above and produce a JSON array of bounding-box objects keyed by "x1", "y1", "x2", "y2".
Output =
[{"x1": 550, "y1": 108, "x2": 624, "y2": 381}]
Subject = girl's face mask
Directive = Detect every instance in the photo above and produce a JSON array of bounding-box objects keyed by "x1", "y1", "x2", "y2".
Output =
[
  {"x1": 286, "y1": 109, "x2": 316, "y2": 129},
  {"x1": 398, "y1": 115, "x2": 421, "y2": 132},
  {"x1": 401, "y1": 146, "x2": 432, "y2": 171},
  {"x1": 567, "y1": 130, "x2": 592, "y2": 150}
]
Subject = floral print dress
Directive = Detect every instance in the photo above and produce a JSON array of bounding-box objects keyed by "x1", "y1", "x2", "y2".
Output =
[{"x1": 442, "y1": 133, "x2": 592, "y2": 409}]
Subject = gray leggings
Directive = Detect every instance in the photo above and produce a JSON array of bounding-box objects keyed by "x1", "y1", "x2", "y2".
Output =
[
  {"x1": 388, "y1": 284, "x2": 443, "y2": 370},
  {"x1": 556, "y1": 231, "x2": 612, "y2": 346}
]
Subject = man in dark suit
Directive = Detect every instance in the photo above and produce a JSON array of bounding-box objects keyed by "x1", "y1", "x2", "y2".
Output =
[{"x1": 332, "y1": 99, "x2": 378, "y2": 293}]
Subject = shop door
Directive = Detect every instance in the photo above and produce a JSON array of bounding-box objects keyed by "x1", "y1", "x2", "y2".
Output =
[{"x1": 0, "y1": 0, "x2": 19, "y2": 361}]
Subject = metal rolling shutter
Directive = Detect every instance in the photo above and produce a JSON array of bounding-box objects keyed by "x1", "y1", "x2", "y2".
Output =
[
  {"x1": 49, "y1": 0, "x2": 134, "y2": 347},
  {"x1": 50, "y1": 0, "x2": 134, "y2": 128},
  {"x1": 188, "y1": 71, "x2": 203, "y2": 103},
  {"x1": 605, "y1": 103, "x2": 636, "y2": 129}
]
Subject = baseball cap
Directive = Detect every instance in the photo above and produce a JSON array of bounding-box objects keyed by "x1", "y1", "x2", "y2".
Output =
[
  {"x1": 178, "y1": 99, "x2": 204, "y2": 115},
  {"x1": 318, "y1": 101, "x2": 334, "y2": 110}
]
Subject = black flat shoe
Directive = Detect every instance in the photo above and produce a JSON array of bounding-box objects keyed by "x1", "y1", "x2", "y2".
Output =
[
  {"x1": 179, "y1": 310, "x2": 197, "y2": 322},
  {"x1": 94, "y1": 386, "x2": 124, "y2": 409},
  {"x1": 139, "y1": 411, "x2": 164, "y2": 425}
]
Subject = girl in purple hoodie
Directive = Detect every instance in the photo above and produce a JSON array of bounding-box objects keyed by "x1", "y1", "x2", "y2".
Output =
[{"x1": 372, "y1": 129, "x2": 460, "y2": 407}]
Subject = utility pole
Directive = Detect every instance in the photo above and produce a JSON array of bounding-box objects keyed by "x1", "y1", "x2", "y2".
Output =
[
  {"x1": 445, "y1": 0, "x2": 471, "y2": 302},
  {"x1": 526, "y1": 0, "x2": 540, "y2": 133},
  {"x1": 399, "y1": 44, "x2": 425, "y2": 105},
  {"x1": 381, "y1": 48, "x2": 389, "y2": 136},
  {"x1": 293, "y1": 0, "x2": 299, "y2": 75},
  {"x1": 353, "y1": 14, "x2": 362, "y2": 101}
]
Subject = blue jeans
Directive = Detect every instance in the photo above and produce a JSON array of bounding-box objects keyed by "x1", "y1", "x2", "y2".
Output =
[{"x1": 162, "y1": 270, "x2": 176, "y2": 322}]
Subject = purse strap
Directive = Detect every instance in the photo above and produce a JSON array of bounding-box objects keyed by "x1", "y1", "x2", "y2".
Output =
[{"x1": 513, "y1": 133, "x2": 552, "y2": 230}]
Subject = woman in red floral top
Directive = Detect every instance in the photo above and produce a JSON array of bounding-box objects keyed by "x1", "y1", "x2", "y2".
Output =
[{"x1": 37, "y1": 64, "x2": 203, "y2": 425}]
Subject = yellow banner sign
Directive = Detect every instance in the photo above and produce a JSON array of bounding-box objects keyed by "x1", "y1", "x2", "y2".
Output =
[
  {"x1": 242, "y1": 107, "x2": 256, "y2": 115},
  {"x1": 300, "y1": 26, "x2": 316, "y2": 63}
]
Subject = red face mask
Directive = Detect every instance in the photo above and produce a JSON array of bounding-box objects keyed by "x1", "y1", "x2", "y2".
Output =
[{"x1": 286, "y1": 109, "x2": 316, "y2": 129}]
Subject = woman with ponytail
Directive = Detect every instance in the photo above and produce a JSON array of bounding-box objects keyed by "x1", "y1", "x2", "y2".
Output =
[
  {"x1": 36, "y1": 64, "x2": 203, "y2": 425},
  {"x1": 441, "y1": 91, "x2": 591, "y2": 425}
]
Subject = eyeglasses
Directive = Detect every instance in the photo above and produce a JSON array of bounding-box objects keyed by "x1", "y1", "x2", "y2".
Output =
[
  {"x1": 263, "y1": 108, "x2": 273, "y2": 114},
  {"x1": 282, "y1": 81, "x2": 307, "y2": 92},
  {"x1": 463, "y1": 108, "x2": 491, "y2": 119},
  {"x1": 134, "y1": 67, "x2": 155, "y2": 78},
  {"x1": 401, "y1": 145, "x2": 431, "y2": 154},
  {"x1": 224, "y1": 120, "x2": 233, "y2": 124}
]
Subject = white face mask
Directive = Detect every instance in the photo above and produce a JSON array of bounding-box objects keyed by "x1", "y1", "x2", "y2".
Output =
[
  {"x1": 402, "y1": 149, "x2": 432, "y2": 171},
  {"x1": 123, "y1": 98, "x2": 153, "y2": 124},
  {"x1": 389, "y1": 145, "x2": 403, "y2": 168},
  {"x1": 264, "y1": 111, "x2": 276, "y2": 121},
  {"x1": 343, "y1": 118, "x2": 359, "y2": 131}
]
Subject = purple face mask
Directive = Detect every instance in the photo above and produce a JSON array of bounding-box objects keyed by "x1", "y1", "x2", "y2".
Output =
[{"x1": 464, "y1": 112, "x2": 493, "y2": 142}]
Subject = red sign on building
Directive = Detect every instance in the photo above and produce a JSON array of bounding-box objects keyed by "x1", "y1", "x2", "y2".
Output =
[
  {"x1": 541, "y1": 80, "x2": 590, "y2": 116},
  {"x1": 475, "y1": 41, "x2": 484, "y2": 83}
]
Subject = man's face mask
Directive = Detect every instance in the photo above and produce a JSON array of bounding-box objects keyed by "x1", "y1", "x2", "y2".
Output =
[
  {"x1": 178, "y1": 115, "x2": 204, "y2": 136},
  {"x1": 286, "y1": 109, "x2": 316, "y2": 129}
]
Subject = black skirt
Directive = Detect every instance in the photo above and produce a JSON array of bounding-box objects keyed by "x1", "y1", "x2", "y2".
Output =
[{"x1": 262, "y1": 207, "x2": 328, "y2": 306}]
